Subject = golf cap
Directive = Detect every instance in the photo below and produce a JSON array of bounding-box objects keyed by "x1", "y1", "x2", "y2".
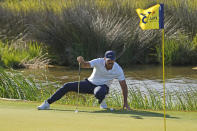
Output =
[{"x1": 105, "y1": 50, "x2": 116, "y2": 61}]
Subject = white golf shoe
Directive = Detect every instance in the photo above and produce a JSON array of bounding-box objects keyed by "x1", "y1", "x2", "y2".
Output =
[
  {"x1": 100, "y1": 100, "x2": 107, "y2": 109},
  {"x1": 37, "y1": 100, "x2": 50, "y2": 110}
]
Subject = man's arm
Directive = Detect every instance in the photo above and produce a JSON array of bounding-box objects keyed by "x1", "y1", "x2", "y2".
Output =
[
  {"x1": 119, "y1": 80, "x2": 130, "y2": 110},
  {"x1": 77, "y1": 56, "x2": 91, "y2": 68}
]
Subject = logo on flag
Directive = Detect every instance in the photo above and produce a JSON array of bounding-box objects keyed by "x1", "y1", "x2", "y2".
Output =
[{"x1": 136, "y1": 4, "x2": 164, "y2": 30}]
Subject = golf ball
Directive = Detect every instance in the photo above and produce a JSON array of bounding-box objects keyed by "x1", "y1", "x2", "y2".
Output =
[
  {"x1": 75, "y1": 110, "x2": 78, "y2": 113},
  {"x1": 110, "y1": 108, "x2": 114, "y2": 111}
]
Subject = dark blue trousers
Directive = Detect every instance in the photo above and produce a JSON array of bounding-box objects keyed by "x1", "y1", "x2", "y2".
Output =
[{"x1": 47, "y1": 79, "x2": 109, "y2": 104}]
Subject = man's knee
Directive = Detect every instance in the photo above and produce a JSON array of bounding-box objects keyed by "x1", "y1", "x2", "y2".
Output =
[{"x1": 94, "y1": 86, "x2": 108, "y2": 102}]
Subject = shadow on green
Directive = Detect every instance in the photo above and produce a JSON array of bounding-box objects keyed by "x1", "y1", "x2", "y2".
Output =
[{"x1": 48, "y1": 108, "x2": 179, "y2": 120}]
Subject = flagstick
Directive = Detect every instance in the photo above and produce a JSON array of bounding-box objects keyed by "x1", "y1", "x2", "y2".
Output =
[
  {"x1": 160, "y1": 2, "x2": 166, "y2": 130},
  {"x1": 136, "y1": 3, "x2": 166, "y2": 130},
  {"x1": 162, "y1": 29, "x2": 166, "y2": 131}
]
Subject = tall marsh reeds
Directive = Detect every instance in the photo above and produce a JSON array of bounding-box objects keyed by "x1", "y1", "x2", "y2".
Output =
[
  {"x1": 156, "y1": 34, "x2": 197, "y2": 65},
  {"x1": 0, "y1": 68, "x2": 41, "y2": 101},
  {"x1": 0, "y1": 0, "x2": 197, "y2": 65},
  {"x1": 0, "y1": 40, "x2": 49, "y2": 68},
  {"x1": 0, "y1": 69, "x2": 196, "y2": 111}
]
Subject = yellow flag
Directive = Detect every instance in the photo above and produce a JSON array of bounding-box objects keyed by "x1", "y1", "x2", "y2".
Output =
[{"x1": 136, "y1": 4, "x2": 164, "y2": 30}]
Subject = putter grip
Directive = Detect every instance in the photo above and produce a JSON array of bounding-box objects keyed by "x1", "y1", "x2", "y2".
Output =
[{"x1": 78, "y1": 63, "x2": 81, "y2": 75}]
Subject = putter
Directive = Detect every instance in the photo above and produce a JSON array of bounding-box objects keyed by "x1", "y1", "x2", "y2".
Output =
[{"x1": 75, "y1": 63, "x2": 81, "y2": 113}]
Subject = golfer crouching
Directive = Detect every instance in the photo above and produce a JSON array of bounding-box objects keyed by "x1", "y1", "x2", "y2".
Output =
[{"x1": 38, "y1": 50, "x2": 130, "y2": 110}]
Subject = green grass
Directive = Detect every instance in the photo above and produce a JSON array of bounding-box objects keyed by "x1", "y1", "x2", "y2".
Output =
[{"x1": 0, "y1": 99, "x2": 197, "y2": 131}]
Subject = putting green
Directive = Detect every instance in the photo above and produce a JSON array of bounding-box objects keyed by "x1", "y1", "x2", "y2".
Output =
[{"x1": 0, "y1": 99, "x2": 196, "y2": 131}]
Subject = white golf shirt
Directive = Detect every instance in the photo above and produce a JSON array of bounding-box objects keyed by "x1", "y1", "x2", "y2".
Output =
[{"x1": 88, "y1": 58, "x2": 125, "y2": 86}]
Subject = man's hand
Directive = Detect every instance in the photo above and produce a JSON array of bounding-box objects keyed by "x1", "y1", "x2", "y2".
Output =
[
  {"x1": 77, "y1": 56, "x2": 91, "y2": 68},
  {"x1": 119, "y1": 80, "x2": 131, "y2": 110},
  {"x1": 77, "y1": 56, "x2": 84, "y2": 64}
]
